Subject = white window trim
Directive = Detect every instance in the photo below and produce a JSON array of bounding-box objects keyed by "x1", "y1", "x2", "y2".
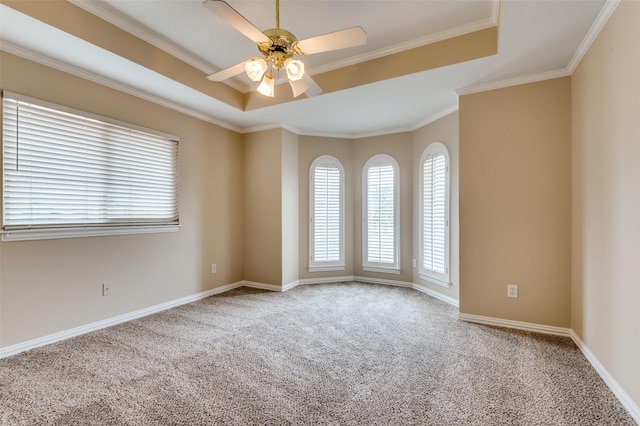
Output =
[
  {"x1": 419, "y1": 142, "x2": 451, "y2": 286},
  {"x1": 2, "y1": 225, "x2": 180, "y2": 242},
  {"x1": 362, "y1": 154, "x2": 400, "y2": 274},
  {"x1": 418, "y1": 274, "x2": 451, "y2": 288},
  {"x1": 309, "y1": 155, "x2": 345, "y2": 272},
  {"x1": 1, "y1": 91, "x2": 179, "y2": 242}
]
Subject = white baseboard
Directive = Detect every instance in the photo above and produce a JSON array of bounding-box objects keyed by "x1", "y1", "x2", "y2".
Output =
[
  {"x1": 413, "y1": 282, "x2": 459, "y2": 307},
  {"x1": 0, "y1": 281, "x2": 244, "y2": 359},
  {"x1": 298, "y1": 276, "x2": 355, "y2": 285},
  {"x1": 249, "y1": 275, "x2": 460, "y2": 309},
  {"x1": 2, "y1": 280, "x2": 637, "y2": 423},
  {"x1": 242, "y1": 280, "x2": 284, "y2": 292},
  {"x1": 569, "y1": 331, "x2": 640, "y2": 424},
  {"x1": 353, "y1": 275, "x2": 413, "y2": 288},
  {"x1": 457, "y1": 312, "x2": 572, "y2": 336},
  {"x1": 282, "y1": 280, "x2": 300, "y2": 291},
  {"x1": 457, "y1": 313, "x2": 639, "y2": 423}
]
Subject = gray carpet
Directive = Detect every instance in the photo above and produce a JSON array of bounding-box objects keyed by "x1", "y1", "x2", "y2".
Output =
[{"x1": 0, "y1": 282, "x2": 635, "y2": 425}]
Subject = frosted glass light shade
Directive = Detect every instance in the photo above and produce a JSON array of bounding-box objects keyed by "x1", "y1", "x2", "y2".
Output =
[
  {"x1": 289, "y1": 78, "x2": 309, "y2": 97},
  {"x1": 245, "y1": 58, "x2": 268, "y2": 82},
  {"x1": 285, "y1": 58, "x2": 305, "y2": 81},
  {"x1": 257, "y1": 73, "x2": 275, "y2": 97}
]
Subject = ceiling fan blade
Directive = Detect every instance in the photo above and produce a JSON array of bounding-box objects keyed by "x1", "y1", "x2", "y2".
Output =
[
  {"x1": 302, "y1": 74, "x2": 323, "y2": 97},
  {"x1": 207, "y1": 61, "x2": 247, "y2": 81},
  {"x1": 297, "y1": 26, "x2": 367, "y2": 55},
  {"x1": 203, "y1": 0, "x2": 270, "y2": 44}
]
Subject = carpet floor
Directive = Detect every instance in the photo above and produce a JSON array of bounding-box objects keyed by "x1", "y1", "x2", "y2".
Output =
[{"x1": 0, "y1": 282, "x2": 635, "y2": 425}]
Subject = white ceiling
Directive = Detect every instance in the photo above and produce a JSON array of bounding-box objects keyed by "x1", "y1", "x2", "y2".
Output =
[{"x1": 0, "y1": 0, "x2": 610, "y2": 137}]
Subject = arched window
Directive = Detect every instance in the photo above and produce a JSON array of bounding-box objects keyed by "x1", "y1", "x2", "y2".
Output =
[
  {"x1": 420, "y1": 143, "x2": 450, "y2": 286},
  {"x1": 309, "y1": 156, "x2": 345, "y2": 271},
  {"x1": 362, "y1": 154, "x2": 400, "y2": 273}
]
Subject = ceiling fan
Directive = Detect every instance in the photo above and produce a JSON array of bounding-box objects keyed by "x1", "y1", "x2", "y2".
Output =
[{"x1": 204, "y1": 0, "x2": 367, "y2": 98}]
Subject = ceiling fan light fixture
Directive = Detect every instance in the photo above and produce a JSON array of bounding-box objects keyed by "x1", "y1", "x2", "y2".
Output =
[
  {"x1": 289, "y1": 78, "x2": 309, "y2": 98},
  {"x1": 245, "y1": 58, "x2": 268, "y2": 82},
  {"x1": 285, "y1": 58, "x2": 305, "y2": 81},
  {"x1": 257, "y1": 72, "x2": 275, "y2": 97}
]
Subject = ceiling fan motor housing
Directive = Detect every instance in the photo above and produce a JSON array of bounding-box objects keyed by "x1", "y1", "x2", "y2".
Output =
[{"x1": 258, "y1": 28, "x2": 301, "y2": 70}]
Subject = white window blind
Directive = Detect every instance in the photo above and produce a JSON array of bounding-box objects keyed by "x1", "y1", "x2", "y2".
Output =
[
  {"x1": 363, "y1": 155, "x2": 399, "y2": 272},
  {"x1": 309, "y1": 156, "x2": 344, "y2": 270},
  {"x1": 421, "y1": 143, "x2": 449, "y2": 284},
  {"x1": 2, "y1": 93, "x2": 178, "y2": 239}
]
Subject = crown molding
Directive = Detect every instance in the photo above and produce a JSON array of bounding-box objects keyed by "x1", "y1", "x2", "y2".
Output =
[
  {"x1": 410, "y1": 105, "x2": 459, "y2": 132},
  {"x1": 455, "y1": 0, "x2": 620, "y2": 97},
  {"x1": 246, "y1": 104, "x2": 460, "y2": 139},
  {"x1": 456, "y1": 68, "x2": 571, "y2": 97},
  {"x1": 490, "y1": 0, "x2": 501, "y2": 25},
  {"x1": 308, "y1": 17, "x2": 497, "y2": 77},
  {"x1": 2, "y1": 40, "x2": 458, "y2": 140},
  {"x1": 69, "y1": 0, "x2": 216, "y2": 75},
  {"x1": 70, "y1": 0, "x2": 499, "y2": 95},
  {"x1": 0, "y1": 42, "x2": 243, "y2": 134},
  {"x1": 567, "y1": 0, "x2": 621, "y2": 73}
]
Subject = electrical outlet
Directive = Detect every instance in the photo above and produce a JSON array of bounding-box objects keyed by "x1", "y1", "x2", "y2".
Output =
[
  {"x1": 507, "y1": 284, "x2": 518, "y2": 298},
  {"x1": 102, "y1": 283, "x2": 111, "y2": 296},
  {"x1": 211, "y1": 264, "x2": 217, "y2": 274},
  {"x1": 412, "y1": 259, "x2": 417, "y2": 268}
]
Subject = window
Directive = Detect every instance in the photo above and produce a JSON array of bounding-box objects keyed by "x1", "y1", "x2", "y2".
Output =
[
  {"x1": 363, "y1": 154, "x2": 399, "y2": 273},
  {"x1": 309, "y1": 155, "x2": 344, "y2": 271},
  {"x1": 2, "y1": 92, "x2": 179, "y2": 242},
  {"x1": 420, "y1": 142, "x2": 450, "y2": 286}
]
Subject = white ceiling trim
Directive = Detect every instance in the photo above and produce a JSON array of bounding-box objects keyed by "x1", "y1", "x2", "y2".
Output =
[
  {"x1": 456, "y1": 0, "x2": 619, "y2": 98},
  {"x1": 567, "y1": 0, "x2": 620, "y2": 73},
  {"x1": 0, "y1": 41, "x2": 244, "y2": 134},
  {"x1": 244, "y1": 104, "x2": 460, "y2": 139},
  {"x1": 1, "y1": 39, "x2": 456, "y2": 140},
  {"x1": 306, "y1": 16, "x2": 498, "y2": 78},
  {"x1": 490, "y1": 0, "x2": 501, "y2": 25},
  {"x1": 69, "y1": 0, "x2": 216, "y2": 75},
  {"x1": 70, "y1": 0, "x2": 499, "y2": 95},
  {"x1": 409, "y1": 105, "x2": 459, "y2": 132},
  {"x1": 455, "y1": 68, "x2": 571, "y2": 96}
]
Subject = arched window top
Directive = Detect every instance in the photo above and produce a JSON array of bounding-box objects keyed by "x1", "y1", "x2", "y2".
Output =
[
  {"x1": 421, "y1": 142, "x2": 450, "y2": 164},
  {"x1": 363, "y1": 153, "x2": 399, "y2": 171},
  {"x1": 309, "y1": 155, "x2": 345, "y2": 272},
  {"x1": 420, "y1": 142, "x2": 451, "y2": 286},
  {"x1": 362, "y1": 154, "x2": 400, "y2": 273},
  {"x1": 310, "y1": 155, "x2": 344, "y2": 173}
]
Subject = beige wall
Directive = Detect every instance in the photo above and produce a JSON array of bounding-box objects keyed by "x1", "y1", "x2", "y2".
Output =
[
  {"x1": 0, "y1": 52, "x2": 244, "y2": 347},
  {"x1": 281, "y1": 129, "x2": 299, "y2": 286},
  {"x1": 242, "y1": 129, "x2": 283, "y2": 286},
  {"x1": 2, "y1": 0, "x2": 638, "y2": 415},
  {"x1": 298, "y1": 136, "x2": 354, "y2": 280},
  {"x1": 352, "y1": 133, "x2": 414, "y2": 283},
  {"x1": 459, "y1": 77, "x2": 572, "y2": 327},
  {"x1": 242, "y1": 128, "x2": 301, "y2": 287},
  {"x1": 572, "y1": 0, "x2": 640, "y2": 407},
  {"x1": 413, "y1": 112, "x2": 460, "y2": 300},
  {"x1": 296, "y1": 118, "x2": 459, "y2": 291}
]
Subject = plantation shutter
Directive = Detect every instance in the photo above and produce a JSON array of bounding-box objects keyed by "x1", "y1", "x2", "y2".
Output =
[
  {"x1": 2, "y1": 93, "x2": 178, "y2": 231},
  {"x1": 366, "y1": 162, "x2": 395, "y2": 264},
  {"x1": 422, "y1": 152, "x2": 447, "y2": 274},
  {"x1": 312, "y1": 163, "x2": 341, "y2": 263}
]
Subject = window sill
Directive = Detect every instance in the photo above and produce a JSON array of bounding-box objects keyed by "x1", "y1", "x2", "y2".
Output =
[
  {"x1": 362, "y1": 266, "x2": 400, "y2": 275},
  {"x1": 308, "y1": 265, "x2": 346, "y2": 273},
  {"x1": 419, "y1": 274, "x2": 451, "y2": 288},
  {"x1": 1, "y1": 225, "x2": 180, "y2": 242}
]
